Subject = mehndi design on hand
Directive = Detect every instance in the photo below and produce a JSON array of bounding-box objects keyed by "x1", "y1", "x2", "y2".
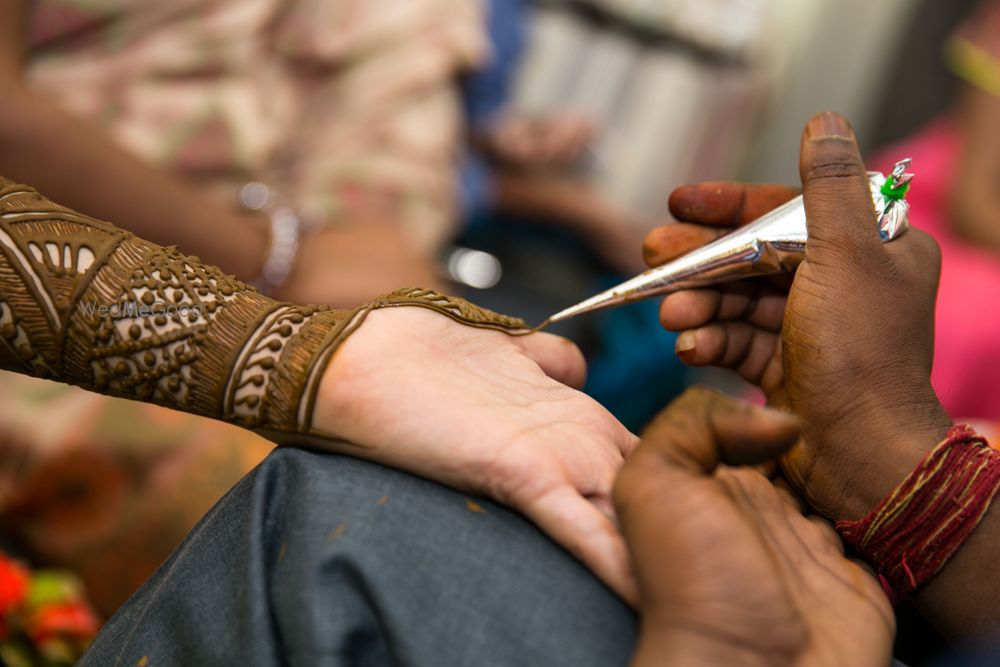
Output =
[{"x1": 0, "y1": 178, "x2": 531, "y2": 439}]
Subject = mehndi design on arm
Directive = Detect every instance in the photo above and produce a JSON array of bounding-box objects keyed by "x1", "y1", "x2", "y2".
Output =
[{"x1": 0, "y1": 178, "x2": 533, "y2": 439}]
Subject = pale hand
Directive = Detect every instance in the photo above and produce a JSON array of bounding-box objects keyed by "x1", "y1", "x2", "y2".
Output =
[{"x1": 313, "y1": 306, "x2": 640, "y2": 601}]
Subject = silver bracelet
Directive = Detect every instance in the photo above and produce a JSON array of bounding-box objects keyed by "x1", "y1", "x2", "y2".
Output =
[{"x1": 237, "y1": 182, "x2": 302, "y2": 296}]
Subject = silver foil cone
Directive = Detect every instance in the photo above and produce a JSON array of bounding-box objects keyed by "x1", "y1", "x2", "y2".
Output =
[{"x1": 548, "y1": 159, "x2": 914, "y2": 323}]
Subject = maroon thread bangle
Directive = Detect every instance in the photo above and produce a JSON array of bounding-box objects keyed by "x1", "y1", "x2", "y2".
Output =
[{"x1": 836, "y1": 425, "x2": 1000, "y2": 602}]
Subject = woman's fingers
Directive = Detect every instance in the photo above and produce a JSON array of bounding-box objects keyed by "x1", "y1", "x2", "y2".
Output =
[
  {"x1": 513, "y1": 332, "x2": 588, "y2": 390},
  {"x1": 523, "y1": 485, "x2": 638, "y2": 606},
  {"x1": 668, "y1": 182, "x2": 800, "y2": 227},
  {"x1": 658, "y1": 284, "x2": 787, "y2": 332}
]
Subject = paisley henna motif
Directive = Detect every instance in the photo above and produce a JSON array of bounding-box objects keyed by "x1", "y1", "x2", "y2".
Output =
[{"x1": 0, "y1": 178, "x2": 531, "y2": 438}]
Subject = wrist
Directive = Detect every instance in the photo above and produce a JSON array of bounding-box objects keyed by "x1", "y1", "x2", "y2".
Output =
[{"x1": 800, "y1": 387, "x2": 952, "y2": 519}]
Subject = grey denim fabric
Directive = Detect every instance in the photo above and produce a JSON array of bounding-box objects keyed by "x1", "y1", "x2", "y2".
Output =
[{"x1": 82, "y1": 448, "x2": 637, "y2": 666}]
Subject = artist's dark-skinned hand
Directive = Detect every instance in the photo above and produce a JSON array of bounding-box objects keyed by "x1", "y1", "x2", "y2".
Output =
[
  {"x1": 615, "y1": 387, "x2": 893, "y2": 667},
  {"x1": 643, "y1": 112, "x2": 1000, "y2": 642},
  {"x1": 645, "y1": 112, "x2": 951, "y2": 519}
]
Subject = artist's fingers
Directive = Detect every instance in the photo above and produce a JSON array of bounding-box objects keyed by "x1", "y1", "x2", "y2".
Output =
[
  {"x1": 658, "y1": 284, "x2": 787, "y2": 333},
  {"x1": 674, "y1": 322, "x2": 780, "y2": 387},
  {"x1": 513, "y1": 332, "x2": 588, "y2": 390},
  {"x1": 625, "y1": 387, "x2": 800, "y2": 477},
  {"x1": 642, "y1": 223, "x2": 729, "y2": 267},
  {"x1": 646, "y1": 182, "x2": 800, "y2": 268},
  {"x1": 800, "y1": 112, "x2": 882, "y2": 260},
  {"x1": 523, "y1": 485, "x2": 638, "y2": 606},
  {"x1": 668, "y1": 182, "x2": 800, "y2": 227}
]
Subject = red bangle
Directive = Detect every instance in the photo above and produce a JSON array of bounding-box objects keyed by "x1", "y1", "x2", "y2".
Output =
[{"x1": 835, "y1": 425, "x2": 1000, "y2": 602}]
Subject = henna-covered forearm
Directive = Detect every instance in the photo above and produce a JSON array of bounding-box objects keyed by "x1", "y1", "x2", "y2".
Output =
[{"x1": 0, "y1": 177, "x2": 528, "y2": 439}]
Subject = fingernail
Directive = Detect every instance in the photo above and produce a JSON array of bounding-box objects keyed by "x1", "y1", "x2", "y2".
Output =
[
  {"x1": 676, "y1": 331, "x2": 697, "y2": 354},
  {"x1": 805, "y1": 112, "x2": 852, "y2": 141}
]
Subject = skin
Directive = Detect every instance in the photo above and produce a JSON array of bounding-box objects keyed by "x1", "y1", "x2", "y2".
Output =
[
  {"x1": 314, "y1": 306, "x2": 640, "y2": 601},
  {"x1": 0, "y1": 1, "x2": 437, "y2": 306},
  {"x1": 616, "y1": 388, "x2": 893, "y2": 667},
  {"x1": 0, "y1": 4, "x2": 633, "y2": 599},
  {"x1": 643, "y1": 111, "x2": 1000, "y2": 642},
  {"x1": 476, "y1": 113, "x2": 649, "y2": 273}
]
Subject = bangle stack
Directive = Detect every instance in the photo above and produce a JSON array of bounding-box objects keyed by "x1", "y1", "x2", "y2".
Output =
[{"x1": 237, "y1": 182, "x2": 302, "y2": 296}]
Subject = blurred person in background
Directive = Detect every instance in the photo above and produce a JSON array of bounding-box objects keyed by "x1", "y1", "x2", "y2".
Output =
[
  {"x1": 868, "y1": 0, "x2": 1000, "y2": 422},
  {"x1": 0, "y1": 0, "x2": 652, "y2": 619},
  {"x1": 456, "y1": 0, "x2": 687, "y2": 434},
  {"x1": 458, "y1": 0, "x2": 646, "y2": 274}
]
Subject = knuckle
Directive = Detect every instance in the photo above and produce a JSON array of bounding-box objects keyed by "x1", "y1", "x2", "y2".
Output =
[{"x1": 803, "y1": 143, "x2": 866, "y2": 184}]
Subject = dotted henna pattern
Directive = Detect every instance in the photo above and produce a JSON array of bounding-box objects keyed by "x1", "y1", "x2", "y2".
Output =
[{"x1": 0, "y1": 178, "x2": 533, "y2": 439}]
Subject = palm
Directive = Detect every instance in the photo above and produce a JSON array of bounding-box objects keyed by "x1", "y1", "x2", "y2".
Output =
[
  {"x1": 676, "y1": 468, "x2": 894, "y2": 665},
  {"x1": 617, "y1": 389, "x2": 894, "y2": 666},
  {"x1": 313, "y1": 307, "x2": 639, "y2": 600}
]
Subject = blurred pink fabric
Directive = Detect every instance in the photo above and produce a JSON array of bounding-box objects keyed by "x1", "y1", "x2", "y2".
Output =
[{"x1": 873, "y1": 117, "x2": 1000, "y2": 420}]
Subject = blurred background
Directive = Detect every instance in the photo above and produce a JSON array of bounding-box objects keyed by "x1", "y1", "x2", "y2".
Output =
[
  {"x1": 0, "y1": 0, "x2": 997, "y2": 663},
  {"x1": 457, "y1": 0, "x2": 991, "y2": 430}
]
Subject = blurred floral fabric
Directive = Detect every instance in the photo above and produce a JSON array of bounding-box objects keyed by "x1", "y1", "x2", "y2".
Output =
[
  {"x1": 24, "y1": 0, "x2": 488, "y2": 252},
  {"x1": 0, "y1": 374, "x2": 274, "y2": 618}
]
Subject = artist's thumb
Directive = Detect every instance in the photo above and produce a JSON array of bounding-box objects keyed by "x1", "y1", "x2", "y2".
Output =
[{"x1": 799, "y1": 112, "x2": 882, "y2": 265}]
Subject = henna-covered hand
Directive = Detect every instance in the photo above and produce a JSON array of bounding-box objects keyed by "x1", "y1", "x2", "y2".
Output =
[{"x1": 0, "y1": 178, "x2": 639, "y2": 601}]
